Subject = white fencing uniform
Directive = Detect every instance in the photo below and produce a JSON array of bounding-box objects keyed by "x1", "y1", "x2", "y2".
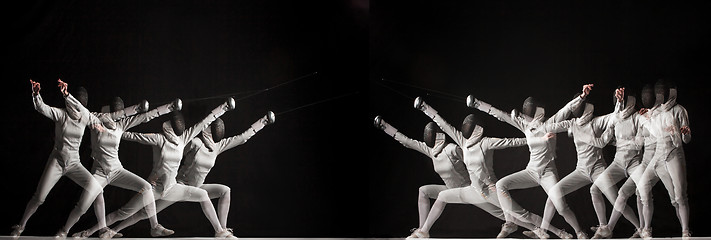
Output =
[
  {"x1": 420, "y1": 106, "x2": 569, "y2": 236},
  {"x1": 80, "y1": 107, "x2": 170, "y2": 236},
  {"x1": 103, "y1": 104, "x2": 230, "y2": 235},
  {"x1": 16, "y1": 93, "x2": 104, "y2": 235},
  {"x1": 112, "y1": 123, "x2": 266, "y2": 232},
  {"x1": 472, "y1": 96, "x2": 587, "y2": 234},
  {"x1": 637, "y1": 90, "x2": 691, "y2": 234}
]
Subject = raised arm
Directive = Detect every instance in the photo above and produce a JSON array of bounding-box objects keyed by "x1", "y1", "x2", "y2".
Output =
[
  {"x1": 467, "y1": 95, "x2": 525, "y2": 131},
  {"x1": 219, "y1": 111, "x2": 276, "y2": 153},
  {"x1": 121, "y1": 131, "x2": 164, "y2": 146},
  {"x1": 95, "y1": 100, "x2": 150, "y2": 121},
  {"x1": 181, "y1": 98, "x2": 236, "y2": 144},
  {"x1": 546, "y1": 84, "x2": 592, "y2": 124},
  {"x1": 121, "y1": 99, "x2": 181, "y2": 130},
  {"x1": 374, "y1": 116, "x2": 432, "y2": 157},
  {"x1": 31, "y1": 80, "x2": 65, "y2": 121},
  {"x1": 414, "y1": 97, "x2": 466, "y2": 147},
  {"x1": 483, "y1": 137, "x2": 527, "y2": 150}
]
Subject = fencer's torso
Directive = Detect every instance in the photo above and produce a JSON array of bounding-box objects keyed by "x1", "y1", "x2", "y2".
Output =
[
  {"x1": 568, "y1": 114, "x2": 614, "y2": 173},
  {"x1": 394, "y1": 133, "x2": 470, "y2": 189},
  {"x1": 464, "y1": 137, "x2": 527, "y2": 187},
  {"x1": 90, "y1": 110, "x2": 161, "y2": 175},
  {"x1": 178, "y1": 138, "x2": 220, "y2": 187},
  {"x1": 612, "y1": 113, "x2": 644, "y2": 171},
  {"x1": 33, "y1": 94, "x2": 93, "y2": 167},
  {"x1": 177, "y1": 129, "x2": 256, "y2": 187}
]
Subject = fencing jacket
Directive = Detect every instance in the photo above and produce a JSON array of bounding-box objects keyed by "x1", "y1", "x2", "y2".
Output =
[
  {"x1": 475, "y1": 96, "x2": 584, "y2": 175},
  {"x1": 393, "y1": 132, "x2": 471, "y2": 189},
  {"x1": 429, "y1": 112, "x2": 528, "y2": 191},
  {"x1": 33, "y1": 93, "x2": 100, "y2": 167},
  {"x1": 90, "y1": 108, "x2": 164, "y2": 176},
  {"x1": 640, "y1": 90, "x2": 690, "y2": 164},
  {"x1": 121, "y1": 107, "x2": 226, "y2": 195},
  {"x1": 177, "y1": 127, "x2": 258, "y2": 187}
]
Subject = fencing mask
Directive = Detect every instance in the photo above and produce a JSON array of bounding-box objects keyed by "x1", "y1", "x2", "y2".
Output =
[
  {"x1": 424, "y1": 122, "x2": 442, "y2": 148},
  {"x1": 211, "y1": 118, "x2": 225, "y2": 141},
  {"x1": 170, "y1": 111, "x2": 186, "y2": 136},
  {"x1": 111, "y1": 97, "x2": 125, "y2": 112},
  {"x1": 522, "y1": 97, "x2": 537, "y2": 118},
  {"x1": 461, "y1": 114, "x2": 480, "y2": 139},
  {"x1": 640, "y1": 84, "x2": 656, "y2": 109}
]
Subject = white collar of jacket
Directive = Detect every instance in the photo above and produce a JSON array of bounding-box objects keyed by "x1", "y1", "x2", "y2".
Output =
[
  {"x1": 200, "y1": 129, "x2": 217, "y2": 152},
  {"x1": 576, "y1": 103, "x2": 594, "y2": 125},
  {"x1": 465, "y1": 125, "x2": 484, "y2": 148},
  {"x1": 162, "y1": 121, "x2": 180, "y2": 145},
  {"x1": 661, "y1": 88, "x2": 677, "y2": 112},
  {"x1": 431, "y1": 133, "x2": 447, "y2": 157},
  {"x1": 618, "y1": 96, "x2": 637, "y2": 120}
]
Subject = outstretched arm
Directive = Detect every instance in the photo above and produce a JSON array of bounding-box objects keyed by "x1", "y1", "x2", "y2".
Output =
[
  {"x1": 95, "y1": 100, "x2": 150, "y2": 121},
  {"x1": 414, "y1": 97, "x2": 467, "y2": 147},
  {"x1": 181, "y1": 98, "x2": 236, "y2": 144},
  {"x1": 541, "y1": 119, "x2": 573, "y2": 134},
  {"x1": 122, "y1": 131, "x2": 164, "y2": 146},
  {"x1": 121, "y1": 99, "x2": 181, "y2": 130},
  {"x1": 219, "y1": 111, "x2": 276, "y2": 152},
  {"x1": 374, "y1": 116, "x2": 431, "y2": 157},
  {"x1": 467, "y1": 96, "x2": 525, "y2": 132},
  {"x1": 484, "y1": 137, "x2": 527, "y2": 150},
  {"x1": 31, "y1": 80, "x2": 65, "y2": 121}
]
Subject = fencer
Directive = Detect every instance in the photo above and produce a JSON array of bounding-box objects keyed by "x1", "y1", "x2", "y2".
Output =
[
  {"x1": 532, "y1": 93, "x2": 640, "y2": 239},
  {"x1": 73, "y1": 97, "x2": 181, "y2": 238},
  {"x1": 98, "y1": 98, "x2": 237, "y2": 238},
  {"x1": 466, "y1": 84, "x2": 591, "y2": 239},
  {"x1": 414, "y1": 99, "x2": 572, "y2": 239},
  {"x1": 636, "y1": 80, "x2": 691, "y2": 239},
  {"x1": 589, "y1": 89, "x2": 647, "y2": 238},
  {"x1": 108, "y1": 112, "x2": 276, "y2": 236},
  {"x1": 373, "y1": 117, "x2": 471, "y2": 238},
  {"x1": 12, "y1": 80, "x2": 107, "y2": 238}
]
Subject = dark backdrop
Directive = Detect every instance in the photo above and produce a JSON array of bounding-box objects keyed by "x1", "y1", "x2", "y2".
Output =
[
  {"x1": 2, "y1": 0, "x2": 368, "y2": 237},
  {"x1": 369, "y1": 1, "x2": 711, "y2": 238}
]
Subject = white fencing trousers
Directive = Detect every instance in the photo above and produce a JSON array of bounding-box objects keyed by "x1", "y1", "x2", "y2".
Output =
[
  {"x1": 497, "y1": 167, "x2": 581, "y2": 232},
  {"x1": 21, "y1": 156, "x2": 103, "y2": 232},
  {"x1": 85, "y1": 167, "x2": 159, "y2": 235},
  {"x1": 428, "y1": 185, "x2": 539, "y2": 231},
  {"x1": 110, "y1": 183, "x2": 225, "y2": 233},
  {"x1": 637, "y1": 150, "x2": 687, "y2": 231}
]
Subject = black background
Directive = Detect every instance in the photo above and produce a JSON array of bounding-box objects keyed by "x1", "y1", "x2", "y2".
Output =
[
  {"x1": 369, "y1": 1, "x2": 711, "y2": 238},
  {"x1": 2, "y1": 0, "x2": 710, "y2": 238}
]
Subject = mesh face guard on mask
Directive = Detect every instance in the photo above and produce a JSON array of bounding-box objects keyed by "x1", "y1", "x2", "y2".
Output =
[
  {"x1": 170, "y1": 111, "x2": 186, "y2": 136},
  {"x1": 423, "y1": 122, "x2": 442, "y2": 148},
  {"x1": 654, "y1": 79, "x2": 673, "y2": 103},
  {"x1": 74, "y1": 86, "x2": 89, "y2": 107},
  {"x1": 461, "y1": 114, "x2": 480, "y2": 139},
  {"x1": 211, "y1": 118, "x2": 225, "y2": 141},
  {"x1": 640, "y1": 84, "x2": 655, "y2": 108},
  {"x1": 111, "y1": 97, "x2": 125, "y2": 112},
  {"x1": 522, "y1": 96, "x2": 537, "y2": 118}
]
